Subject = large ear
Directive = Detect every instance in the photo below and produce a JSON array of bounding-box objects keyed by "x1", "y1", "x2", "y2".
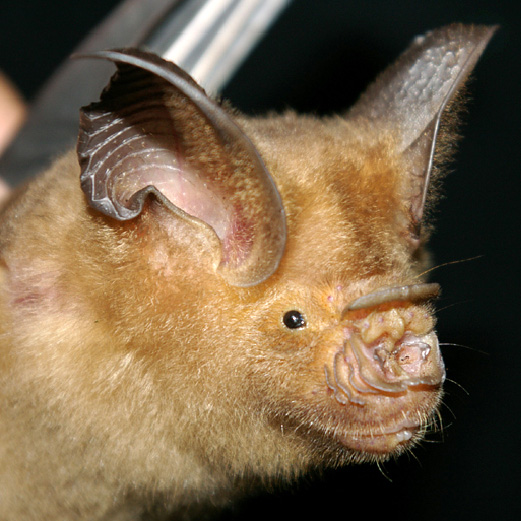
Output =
[
  {"x1": 348, "y1": 24, "x2": 496, "y2": 245},
  {"x1": 77, "y1": 49, "x2": 286, "y2": 287}
]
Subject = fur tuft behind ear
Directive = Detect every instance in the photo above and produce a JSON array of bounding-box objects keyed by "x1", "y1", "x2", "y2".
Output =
[{"x1": 347, "y1": 24, "x2": 496, "y2": 245}]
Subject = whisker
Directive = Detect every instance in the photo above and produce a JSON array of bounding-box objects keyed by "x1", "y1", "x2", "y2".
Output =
[
  {"x1": 439, "y1": 398, "x2": 457, "y2": 421},
  {"x1": 434, "y1": 408, "x2": 445, "y2": 440},
  {"x1": 439, "y1": 342, "x2": 489, "y2": 355},
  {"x1": 405, "y1": 446, "x2": 422, "y2": 464},
  {"x1": 434, "y1": 299, "x2": 474, "y2": 314},
  {"x1": 414, "y1": 255, "x2": 484, "y2": 280},
  {"x1": 376, "y1": 460, "x2": 393, "y2": 482},
  {"x1": 420, "y1": 438, "x2": 442, "y2": 444},
  {"x1": 441, "y1": 421, "x2": 454, "y2": 431},
  {"x1": 445, "y1": 377, "x2": 470, "y2": 396}
]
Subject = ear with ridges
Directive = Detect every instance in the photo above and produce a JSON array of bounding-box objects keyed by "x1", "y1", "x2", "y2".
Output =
[
  {"x1": 77, "y1": 48, "x2": 286, "y2": 287},
  {"x1": 348, "y1": 24, "x2": 496, "y2": 246}
]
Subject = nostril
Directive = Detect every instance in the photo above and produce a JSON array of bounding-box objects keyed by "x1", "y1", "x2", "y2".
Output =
[
  {"x1": 394, "y1": 341, "x2": 432, "y2": 377},
  {"x1": 344, "y1": 329, "x2": 445, "y2": 393}
]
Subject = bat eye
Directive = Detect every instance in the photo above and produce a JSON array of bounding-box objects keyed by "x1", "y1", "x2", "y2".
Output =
[{"x1": 283, "y1": 310, "x2": 306, "y2": 329}]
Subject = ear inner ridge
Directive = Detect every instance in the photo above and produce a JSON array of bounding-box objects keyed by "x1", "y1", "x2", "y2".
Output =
[{"x1": 77, "y1": 49, "x2": 286, "y2": 286}]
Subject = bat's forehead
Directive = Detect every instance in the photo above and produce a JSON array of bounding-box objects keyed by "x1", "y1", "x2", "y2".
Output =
[
  {"x1": 239, "y1": 114, "x2": 410, "y2": 282},
  {"x1": 241, "y1": 112, "x2": 405, "y2": 221}
]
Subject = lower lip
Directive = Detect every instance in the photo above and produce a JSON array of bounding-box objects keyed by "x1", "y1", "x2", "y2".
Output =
[{"x1": 340, "y1": 425, "x2": 420, "y2": 454}]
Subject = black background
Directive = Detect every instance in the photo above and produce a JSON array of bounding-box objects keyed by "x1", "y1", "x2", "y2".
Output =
[{"x1": 0, "y1": 1, "x2": 519, "y2": 520}]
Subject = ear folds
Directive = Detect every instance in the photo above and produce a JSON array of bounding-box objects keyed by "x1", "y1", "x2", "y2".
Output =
[
  {"x1": 348, "y1": 24, "x2": 496, "y2": 245},
  {"x1": 77, "y1": 49, "x2": 286, "y2": 287}
]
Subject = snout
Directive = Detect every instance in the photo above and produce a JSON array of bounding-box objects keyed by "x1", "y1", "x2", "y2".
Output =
[
  {"x1": 322, "y1": 306, "x2": 445, "y2": 455},
  {"x1": 325, "y1": 307, "x2": 445, "y2": 406}
]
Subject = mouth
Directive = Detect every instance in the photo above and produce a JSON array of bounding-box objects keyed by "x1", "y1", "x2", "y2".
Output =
[{"x1": 337, "y1": 423, "x2": 423, "y2": 455}]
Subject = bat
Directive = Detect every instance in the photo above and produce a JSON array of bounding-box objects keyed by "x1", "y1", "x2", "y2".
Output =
[{"x1": 0, "y1": 23, "x2": 495, "y2": 520}]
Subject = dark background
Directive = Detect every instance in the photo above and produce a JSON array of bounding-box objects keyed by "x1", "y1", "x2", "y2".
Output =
[{"x1": 0, "y1": 1, "x2": 519, "y2": 520}]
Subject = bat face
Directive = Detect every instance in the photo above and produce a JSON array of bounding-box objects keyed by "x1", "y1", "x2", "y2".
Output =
[
  {"x1": 0, "y1": 23, "x2": 495, "y2": 520},
  {"x1": 219, "y1": 116, "x2": 444, "y2": 461}
]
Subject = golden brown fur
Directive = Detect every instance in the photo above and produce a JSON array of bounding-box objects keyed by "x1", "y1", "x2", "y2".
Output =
[
  {"x1": 0, "y1": 116, "x2": 430, "y2": 519},
  {"x1": 0, "y1": 24, "x2": 493, "y2": 520}
]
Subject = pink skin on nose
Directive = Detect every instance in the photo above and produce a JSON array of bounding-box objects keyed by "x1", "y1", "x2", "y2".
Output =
[{"x1": 325, "y1": 306, "x2": 445, "y2": 406}]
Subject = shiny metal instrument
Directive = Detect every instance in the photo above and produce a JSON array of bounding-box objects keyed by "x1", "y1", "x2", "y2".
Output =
[{"x1": 0, "y1": 0, "x2": 291, "y2": 185}]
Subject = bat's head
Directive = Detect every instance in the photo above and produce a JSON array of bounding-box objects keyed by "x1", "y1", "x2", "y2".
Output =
[{"x1": 71, "y1": 24, "x2": 495, "y2": 478}]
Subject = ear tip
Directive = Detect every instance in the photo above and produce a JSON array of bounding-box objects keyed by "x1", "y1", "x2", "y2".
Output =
[
  {"x1": 72, "y1": 48, "x2": 200, "y2": 84},
  {"x1": 416, "y1": 23, "x2": 498, "y2": 57},
  {"x1": 72, "y1": 48, "x2": 145, "y2": 62}
]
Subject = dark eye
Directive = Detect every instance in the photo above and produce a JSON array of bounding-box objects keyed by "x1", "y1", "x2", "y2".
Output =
[{"x1": 283, "y1": 310, "x2": 306, "y2": 329}]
